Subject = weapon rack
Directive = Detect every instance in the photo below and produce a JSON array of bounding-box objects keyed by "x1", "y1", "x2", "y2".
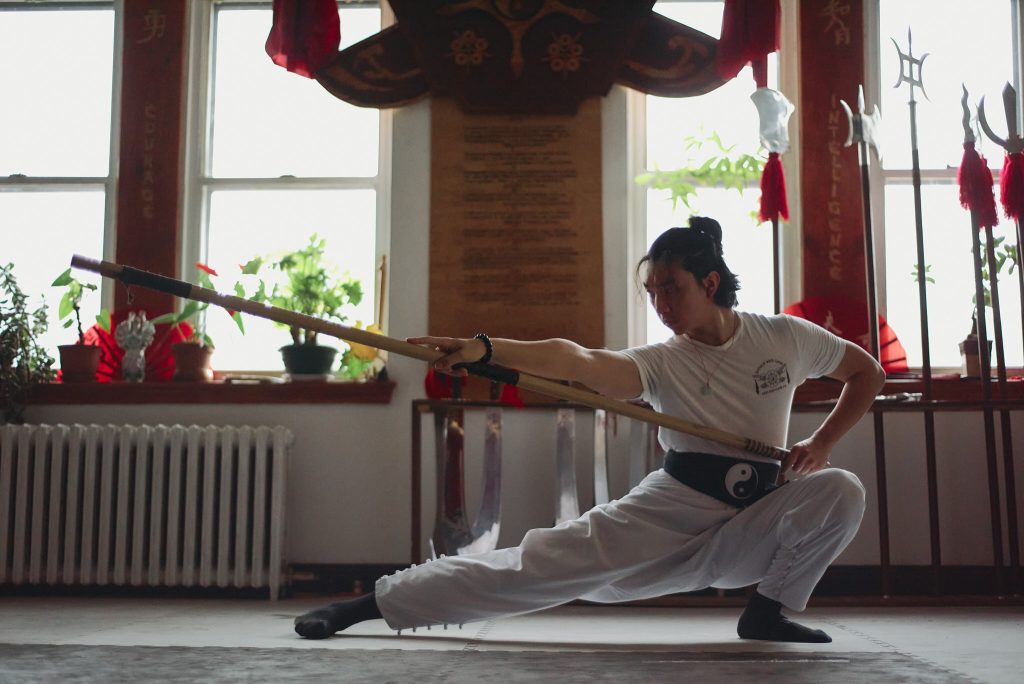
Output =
[{"x1": 412, "y1": 392, "x2": 1023, "y2": 604}]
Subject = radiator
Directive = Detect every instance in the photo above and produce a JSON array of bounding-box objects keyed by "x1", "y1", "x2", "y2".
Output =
[{"x1": 0, "y1": 424, "x2": 292, "y2": 599}]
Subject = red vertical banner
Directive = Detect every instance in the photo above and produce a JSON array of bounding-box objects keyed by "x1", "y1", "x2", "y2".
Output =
[
  {"x1": 799, "y1": 0, "x2": 866, "y2": 301},
  {"x1": 114, "y1": 0, "x2": 188, "y2": 315}
]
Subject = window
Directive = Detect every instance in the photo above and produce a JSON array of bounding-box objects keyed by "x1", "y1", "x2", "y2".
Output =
[
  {"x1": 877, "y1": 0, "x2": 1022, "y2": 368},
  {"x1": 0, "y1": 3, "x2": 117, "y2": 360},
  {"x1": 641, "y1": 1, "x2": 780, "y2": 345},
  {"x1": 185, "y1": 1, "x2": 388, "y2": 371}
]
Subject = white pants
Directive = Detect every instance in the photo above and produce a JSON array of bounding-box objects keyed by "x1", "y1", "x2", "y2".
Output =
[{"x1": 376, "y1": 467, "x2": 866, "y2": 630}]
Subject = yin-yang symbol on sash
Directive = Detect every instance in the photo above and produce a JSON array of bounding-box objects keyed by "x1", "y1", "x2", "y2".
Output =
[{"x1": 725, "y1": 463, "x2": 759, "y2": 500}]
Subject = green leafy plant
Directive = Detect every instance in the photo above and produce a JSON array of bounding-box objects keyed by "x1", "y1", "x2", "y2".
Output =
[
  {"x1": 1, "y1": 263, "x2": 56, "y2": 423},
  {"x1": 241, "y1": 235, "x2": 363, "y2": 346},
  {"x1": 976, "y1": 234, "x2": 1018, "y2": 308},
  {"x1": 51, "y1": 268, "x2": 110, "y2": 344},
  {"x1": 151, "y1": 263, "x2": 244, "y2": 348},
  {"x1": 913, "y1": 236, "x2": 1019, "y2": 310},
  {"x1": 911, "y1": 263, "x2": 935, "y2": 285},
  {"x1": 636, "y1": 130, "x2": 766, "y2": 216}
]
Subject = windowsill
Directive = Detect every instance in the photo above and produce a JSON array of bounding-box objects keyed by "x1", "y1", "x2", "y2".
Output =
[
  {"x1": 795, "y1": 376, "x2": 1024, "y2": 406},
  {"x1": 25, "y1": 376, "x2": 1023, "y2": 409},
  {"x1": 27, "y1": 379, "x2": 396, "y2": 405}
]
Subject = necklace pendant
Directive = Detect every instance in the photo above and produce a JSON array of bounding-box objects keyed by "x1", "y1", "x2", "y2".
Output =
[{"x1": 700, "y1": 382, "x2": 712, "y2": 396}]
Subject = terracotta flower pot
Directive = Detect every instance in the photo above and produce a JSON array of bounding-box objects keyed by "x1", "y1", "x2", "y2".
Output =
[
  {"x1": 280, "y1": 343, "x2": 337, "y2": 380},
  {"x1": 172, "y1": 342, "x2": 214, "y2": 382},
  {"x1": 58, "y1": 344, "x2": 102, "y2": 383},
  {"x1": 958, "y1": 338, "x2": 993, "y2": 378}
]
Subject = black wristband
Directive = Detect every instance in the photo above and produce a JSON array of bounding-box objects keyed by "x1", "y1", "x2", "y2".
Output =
[{"x1": 473, "y1": 333, "x2": 493, "y2": 364}]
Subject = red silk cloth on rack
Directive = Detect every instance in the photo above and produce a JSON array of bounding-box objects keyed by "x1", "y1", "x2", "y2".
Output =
[
  {"x1": 265, "y1": 0, "x2": 340, "y2": 78},
  {"x1": 716, "y1": 0, "x2": 780, "y2": 87}
]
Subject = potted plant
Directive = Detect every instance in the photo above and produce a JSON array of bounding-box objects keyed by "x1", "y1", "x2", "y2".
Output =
[
  {"x1": 151, "y1": 264, "x2": 244, "y2": 381},
  {"x1": 1, "y1": 263, "x2": 56, "y2": 422},
  {"x1": 51, "y1": 268, "x2": 111, "y2": 383},
  {"x1": 241, "y1": 235, "x2": 363, "y2": 380}
]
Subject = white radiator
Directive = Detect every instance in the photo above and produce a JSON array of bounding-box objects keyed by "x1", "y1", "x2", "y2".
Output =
[{"x1": 0, "y1": 424, "x2": 291, "y2": 599}]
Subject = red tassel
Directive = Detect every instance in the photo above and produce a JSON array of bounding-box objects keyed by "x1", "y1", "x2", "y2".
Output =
[
  {"x1": 1000, "y1": 151, "x2": 1024, "y2": 221},
  {"x1": 423, "y1": 368, "x2": 453, "y2": 400},
  {"x1": 957, "y1": 142, "x2": 999, "y2": 228},
  {"x1": 499, "y1": 383, "x2": 525, "y2": 408},
  {"x1": 758, "y1": 152, "x2": 789, "y2": 222},
  {"x1": 265, "y1": 0, "x2": 340, "y2": 78}
]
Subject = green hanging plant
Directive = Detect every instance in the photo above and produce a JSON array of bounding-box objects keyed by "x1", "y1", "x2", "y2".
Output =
[{"x1": 636, "y1": 130, "x2": 766, "y2": 217}]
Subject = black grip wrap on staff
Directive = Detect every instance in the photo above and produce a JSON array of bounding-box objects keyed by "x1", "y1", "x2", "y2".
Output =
[
  {"x1": 455, "y1": 362, "x2": 520, "y2": 385},
  {"x1": 745, "y1": 438, "x2": 786, "y2": 461},
  {"x1": 119, "y1": 266, "x2": 194, "y2": 298}
]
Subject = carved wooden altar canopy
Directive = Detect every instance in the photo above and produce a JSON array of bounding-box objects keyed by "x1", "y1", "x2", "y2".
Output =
[{"x1": 301, "y1": 0, "x2": 735, "y2": 114}]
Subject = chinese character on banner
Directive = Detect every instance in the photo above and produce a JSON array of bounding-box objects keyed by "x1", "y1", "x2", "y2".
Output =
[
  {"x1": 137, "y1": 8, "x2": 166, "y2": 44},
  {"x1": 821, "y1": 1, "x2": 851, "y2": 47}
]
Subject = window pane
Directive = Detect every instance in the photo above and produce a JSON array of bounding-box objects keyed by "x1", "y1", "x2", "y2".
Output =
[
  {"x1": 883, "y1": 184, "x2": 1022, "y2": 369},
  {"x1": 647, "y1": 0, "x2": 778, "y2": 172},
  {"x1": 644, "y1": 2, "x2": 780, "y2": 344},
  {"x1": 0, "y1": 8, "x2": 114, "y2": 177},
  {"x1": 204, "y1": 189, "x2": 377, "y2": 371},
  {"x1": 646, "y1": 187, "x2": 774, "y2": 344},
  {"x1": 0, "y1": 192, "x2": 107, "y2": 361},
  {"x1": 210, "y1": 7, "x2": 381, "y2": 178},
  {"x1": 879, "y1": 0, "x2": 1013, "y2": 170}
]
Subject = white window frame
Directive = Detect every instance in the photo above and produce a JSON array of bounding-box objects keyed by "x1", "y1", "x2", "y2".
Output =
[
  {"x1": 627, "y1": 0, "x2": 802, "y2": 347},
  {"x1": 0, "y1": 0, "x2": 123, "y2": 315},
  {"x1": 180, "y1": 0, "x2": 393, "y2": 362},
  {"x1": 866, "y1": 0, "x2": 1023, "y2": 370}
]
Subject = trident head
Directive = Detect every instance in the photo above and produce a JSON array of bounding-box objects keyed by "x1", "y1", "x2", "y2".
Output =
[
  {"x1": 978, "y1": 82, "x2": 1023, "y2": 154},
  {"x1": 840, "y1": 84, "x2": 883, "y2": 161}
]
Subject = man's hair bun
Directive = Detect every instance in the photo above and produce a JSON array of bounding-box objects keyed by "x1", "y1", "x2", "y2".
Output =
[{"x1": 688, "y1": 216, "x2": 724, "y2": 256}]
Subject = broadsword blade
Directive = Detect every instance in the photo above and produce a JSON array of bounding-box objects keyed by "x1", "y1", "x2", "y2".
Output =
[
  {"x1": 555, "y1": 407, "x2": 580, "y2": 525},
  {"x1": 458, "y1": 406, "x2": 503, "y2": 555},
  {"x1": 593, "y1": 409, "x2": 610, "y2": 505},
  {"x1": 431, "y1": 407, "x2": 472, "y2": 557}
]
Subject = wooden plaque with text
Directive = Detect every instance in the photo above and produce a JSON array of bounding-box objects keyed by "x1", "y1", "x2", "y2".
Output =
[{"x1": 429, "y1": 97, "x2": 605, "y2": 357}]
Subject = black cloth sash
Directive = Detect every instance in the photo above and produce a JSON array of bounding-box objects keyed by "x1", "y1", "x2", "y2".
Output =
[{"x1": 663, "y1": 450, "x2": 782, "y2": 508}]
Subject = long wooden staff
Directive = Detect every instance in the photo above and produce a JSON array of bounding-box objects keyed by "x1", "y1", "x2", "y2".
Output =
[{"x1": 71, "y1": 254, "x2": 789, "y2": 461}]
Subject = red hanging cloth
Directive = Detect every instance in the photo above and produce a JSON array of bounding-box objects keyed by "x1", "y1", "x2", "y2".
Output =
[
  {"x1": 265, "y1": 0, "x2": 340, "y2": 78},
  {"x1": 758, "y1": 151, "x2": 789, "y2": 222},
  {"x1": 716, "y1": 0, "x2": 781, "y2": 87},
  {"x1": 1000, "y1": 151, "x2": 1024, "y2": 221},
  {"x1": 957, "y1": 142, "x2": 999, "y2": 228}
]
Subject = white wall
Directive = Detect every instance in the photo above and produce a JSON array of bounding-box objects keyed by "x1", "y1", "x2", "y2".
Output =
[{"x1": 25, "y1": 93, "x2": 1024, "y2": 570}]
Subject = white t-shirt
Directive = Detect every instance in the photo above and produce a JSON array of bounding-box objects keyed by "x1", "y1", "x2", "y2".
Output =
[{"x1": 621, "y1": 312, "x2": 847, "y2": 463}]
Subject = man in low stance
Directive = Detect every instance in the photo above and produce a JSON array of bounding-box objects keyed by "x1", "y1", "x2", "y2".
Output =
[{"x1": 295, "y1": 216, "x2": 885, "y2": 643}]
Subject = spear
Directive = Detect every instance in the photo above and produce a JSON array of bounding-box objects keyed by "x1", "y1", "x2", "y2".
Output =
[
  {"x1": 958, "y1": 85, "x2": 1007, "y2": 596},
  {"x1": 840, "y1": 83, "x2": 892, "y2": 596},
  {"x1": 977, "y1": 82, "x2": 1024, "y2": 595},
  {"x1": 892, "y1": 29, "x2": 945, "y2": 596},
  {"x1": 69, "y1": 254, "x2": 791, "y2": 462}
]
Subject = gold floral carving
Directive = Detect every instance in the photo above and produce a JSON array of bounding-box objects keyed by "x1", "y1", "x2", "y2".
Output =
[
  {"x1": 544, "y1": 33, "x2": 585, "y2": 77},
  {"x1": 448, "y1": 29, "x2": 490, "y2": 68},
  {"x1": 439, "y1": 0, "x2": 598, "y2": 77}
]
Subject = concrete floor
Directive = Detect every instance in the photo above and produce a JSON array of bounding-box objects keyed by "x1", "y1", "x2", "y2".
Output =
[{"x1": 0, "y1": 597, "x2": 1021, "y2": 682}]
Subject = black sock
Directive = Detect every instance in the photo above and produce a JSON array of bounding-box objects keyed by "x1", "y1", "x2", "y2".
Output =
[
  {"x1": 294, "y1": 591, "x2": 382, "y2": 639},
  {"x1": 737, "y1": 591, "x2": 832, "y2": 643}
]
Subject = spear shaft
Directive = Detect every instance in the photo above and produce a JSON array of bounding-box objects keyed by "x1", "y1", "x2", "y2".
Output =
[{"x1": 70, "y1": 254, "x2": 790, "y2": 461}]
